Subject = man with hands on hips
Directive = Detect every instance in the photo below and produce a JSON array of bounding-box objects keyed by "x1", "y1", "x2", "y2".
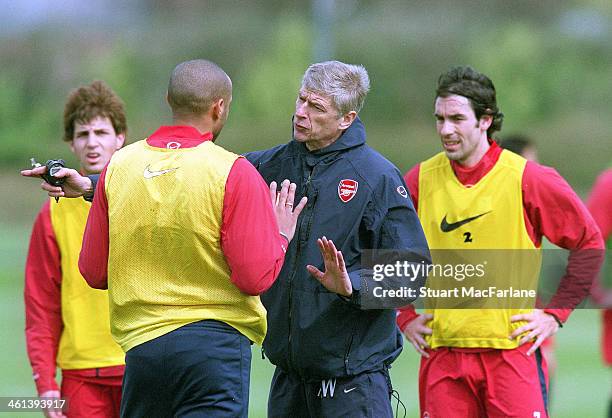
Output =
[{"x1": 397, "y1": 66, "x2": 604, "y2": 418}]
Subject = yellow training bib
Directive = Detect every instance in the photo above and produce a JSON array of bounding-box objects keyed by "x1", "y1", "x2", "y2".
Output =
[
  {"x1": 105, "y1": 140, "x2": 267, "y2": 351},
  {"x1": 50, "y1": 198, "x2": 125, "y2": 367},
  {"x1": 418, "y1": 150, "x2": 540, "y2": 349}
]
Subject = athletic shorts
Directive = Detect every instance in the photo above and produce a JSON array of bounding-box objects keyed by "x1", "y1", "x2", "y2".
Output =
[
  {"x1": 419, "y1": 344, "x2": 549, "y2": 418},
  {"x1": 61, "y1": 374, "x2": 121, "y2": 418}
]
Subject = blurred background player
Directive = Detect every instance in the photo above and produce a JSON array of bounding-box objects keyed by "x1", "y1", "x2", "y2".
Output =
[
  {"x1": 587, "y1": 167, "x2": 612, "y2": 418},
  {"x1": 499, "y1": 134, "x2": 539, "y2": 162},
  {"x1": 397, "y1": 66, "x2": 604, "y2": 418},
  {"x1": 24, "y1": 81, "x2": 126, "y2": 418}
]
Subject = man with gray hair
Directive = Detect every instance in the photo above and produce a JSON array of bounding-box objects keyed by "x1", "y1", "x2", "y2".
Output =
[{"x1": 247, "y1": 61, "x2": 429, "y2": 417}]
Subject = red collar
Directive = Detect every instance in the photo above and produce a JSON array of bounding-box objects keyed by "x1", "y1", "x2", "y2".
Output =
[
  {"x1": 450, "y1": 140, "x2": 503, "y2": 187},
  {"x1": 146, "y1": 126, "x2": 213, "y2": 149}
]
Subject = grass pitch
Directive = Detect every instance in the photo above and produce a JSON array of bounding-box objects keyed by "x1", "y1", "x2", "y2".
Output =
[{"x1": 0, "y1": 220, "x2": 607, "y2": 417}]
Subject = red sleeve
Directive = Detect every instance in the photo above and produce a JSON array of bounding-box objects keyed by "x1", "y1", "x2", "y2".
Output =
[
  {"x1": 221, "y1": 157, "x2": 287, "y2": 295},
  {"x1": 523, "y1": 162, "x2": 603, "y2": 250},
  {"x1": 587, "y1": 169, "x2": 612, "y2": 240},
  {"x1": 79, "y1": 166, "x2": 110, "y2": 289},
  {"x1": 586, "y1": 169, "x2": 612, "y2": 303},
  {"x1": 396, "y1": 164, "x2": 421, "y2": 329},
  {"x1": 522, "y1": 162, "x2": 605, "y2": 323},
  {"x1": 396, "y1": 305, "x2": 419, "y2": 332},
  {"x1": 24, "y1": 200, "x2": 62, "y2": 394},
  {"x1": 403, "y1": 164, "x2": 420, "y2": 211}
]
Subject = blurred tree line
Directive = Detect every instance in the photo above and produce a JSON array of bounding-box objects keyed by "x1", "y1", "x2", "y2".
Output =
[{"x1": 1, "y1": 0, "x2": 610, "y2": 189}]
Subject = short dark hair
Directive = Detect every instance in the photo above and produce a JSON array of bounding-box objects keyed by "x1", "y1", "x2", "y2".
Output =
[
  {"x1": 167, "y1": 59, "x2": 232, "y2": 116},
  {"x1": 436, "y1": 66, "x2": 504, "y2": 137},
  {"x1": 499, "y1": 134, "x2": 534, "y2": 156},
  {"x1": 63, "y1": 80, "x2": 127, "y2": 142}
]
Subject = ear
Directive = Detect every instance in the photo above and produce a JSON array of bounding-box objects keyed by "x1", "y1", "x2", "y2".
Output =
[
  {"x1": 115, "y1": 133, "x2": 126, "y2": 149},
  {"x1": 212, "y1": 98, "x2": 225, "y2": 121},
  {"x1": 68, "y1": 140, "x2": 75, "y2": 154},
  {"x1": 338, "y1": 111, "x2": 357, "y2": 131},
  {"x1": 479, "y1": 114, "x2": 493, "y2": 132}
]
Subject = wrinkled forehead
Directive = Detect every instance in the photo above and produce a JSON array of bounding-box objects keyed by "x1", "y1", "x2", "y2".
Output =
[
  {"x1": 299, "y1": 88, "x2": 334, "y2": 104},
  {"x1": 434, "y1": 94, "x2": 473, "y2": 115}
]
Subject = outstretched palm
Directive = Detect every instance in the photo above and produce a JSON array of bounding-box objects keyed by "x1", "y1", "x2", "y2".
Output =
[{"x1": 306, "y1": 237, "x2": 353, "y2": 297}]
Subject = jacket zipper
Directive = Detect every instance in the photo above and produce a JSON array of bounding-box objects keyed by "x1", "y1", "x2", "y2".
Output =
[
  {"x1": 287, "y1": 167, "x2": 315, "y2": 370},
  {"x1": 344, "y1": 331, "x2": 355, "y2": 375}
]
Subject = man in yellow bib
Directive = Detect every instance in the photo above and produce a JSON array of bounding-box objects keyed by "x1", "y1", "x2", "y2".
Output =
[
  {"x1": 25, "y1": 81, "x2": 127, "y2": 418},
  {"x1": 78, "y1": 60, "x2": 305, "y2": 418},
  {"x1": 396, "y1": 66, "x2": 604, "y2": 417}
]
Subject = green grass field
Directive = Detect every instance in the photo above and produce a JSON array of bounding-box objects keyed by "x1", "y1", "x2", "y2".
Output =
[{"x1": 0, "y1": 177, "x2": 608, "y2": 417}]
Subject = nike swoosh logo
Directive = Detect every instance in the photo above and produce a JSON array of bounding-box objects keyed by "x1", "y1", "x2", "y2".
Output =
[
  {"x1": 343, "y1": 387, "x2": 356, "y2": 393},
  {"x1": 440, "y1": 211, "x2": 491, "y2": 232},
  {"x1": 143, "y1": 165, "x2": 179, "y2": 179}
]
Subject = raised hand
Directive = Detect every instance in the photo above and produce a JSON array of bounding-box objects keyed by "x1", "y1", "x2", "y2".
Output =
[
  {"x1": 270, "y1": 179, "x2": 307, "y2": 243},
  {"x1": 306, "y1": 236, "x2": 352, "y2": 297}
]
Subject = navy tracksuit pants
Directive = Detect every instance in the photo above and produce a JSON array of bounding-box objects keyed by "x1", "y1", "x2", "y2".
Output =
[
  {"x1": 120, "y1": 320, "x2": 251, "y2": 418},
  {"x1": 267, "y1": 366, "x2": 394, "y2": 418}
]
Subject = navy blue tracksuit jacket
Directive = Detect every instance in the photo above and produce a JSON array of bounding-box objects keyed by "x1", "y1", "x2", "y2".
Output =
[{"x1": 246, "y1": 118, "x2": 430, "y2": 380}]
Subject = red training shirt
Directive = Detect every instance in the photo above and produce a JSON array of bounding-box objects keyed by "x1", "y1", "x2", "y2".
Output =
[{"x1": 79, "y1": 125, "x2": 287, "y2": 296}]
